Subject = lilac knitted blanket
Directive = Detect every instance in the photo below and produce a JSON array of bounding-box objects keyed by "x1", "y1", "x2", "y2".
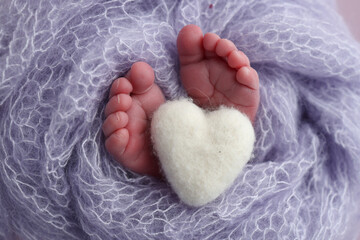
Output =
[{"x1": 1, "y1": 0, "x2": 360, "y2": 239}]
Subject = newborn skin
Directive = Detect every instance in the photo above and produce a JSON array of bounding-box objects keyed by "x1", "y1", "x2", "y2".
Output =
[{"x1": 102, "y1": 24, "x2": 260, "y2": 177}]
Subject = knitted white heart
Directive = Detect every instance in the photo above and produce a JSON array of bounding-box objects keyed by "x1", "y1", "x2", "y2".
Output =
[{"x1": 151, "y1": 99, "x2": 255, "y2": 207}]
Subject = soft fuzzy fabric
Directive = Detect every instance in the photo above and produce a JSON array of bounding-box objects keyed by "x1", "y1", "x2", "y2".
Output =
[
  {"x1": 1, "y1": 0, "x2": 360, "y2": 239},
  {"x1": 151, "y1": 99, "x2": 255, "y2": 207}
]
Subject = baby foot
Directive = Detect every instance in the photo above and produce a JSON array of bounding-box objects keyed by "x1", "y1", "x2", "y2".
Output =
[
  {"x1": 177, "y1": 25, "x2": 260, "y2": 123},
  {"x1": 102, "y1": 62, "x2": 165, "y2": 177}
]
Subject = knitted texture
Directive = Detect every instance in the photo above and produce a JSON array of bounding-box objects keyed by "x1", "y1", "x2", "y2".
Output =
[{"x1": 0, "y1": 0, "x2": 360, "y2": 239}]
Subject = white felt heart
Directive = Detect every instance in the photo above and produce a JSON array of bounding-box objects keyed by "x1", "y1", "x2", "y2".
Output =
[{"x1": 151, "y1": 99, "x2": 255, "y2": 207}]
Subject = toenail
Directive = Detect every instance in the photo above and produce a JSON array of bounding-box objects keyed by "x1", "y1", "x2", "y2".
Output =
[
  {"x1": 240, "y1": 66, "x2": 251, "y2": 76},
  {"x1": 241, "y1": 53, "x2": 250, "y2": 66},
  {"x1": 231, "y1": 49, "x2": 239, "y2": 56},
  {"x1": 246, "y1": 58, "x2": 251, "y2": 66}
]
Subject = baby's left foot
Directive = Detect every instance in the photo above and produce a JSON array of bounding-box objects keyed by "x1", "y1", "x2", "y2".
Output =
[
  {"x1": 177, "y1": 25, "x2": 260, "y2": 123},
  {"x1": 102, "y1": 62, "x2": 165, "y2": 177}
]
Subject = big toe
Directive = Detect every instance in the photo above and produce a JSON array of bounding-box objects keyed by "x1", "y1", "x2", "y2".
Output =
[
  {"x1": 127, "y1": 62, "x2": 155, "y2": 94},
  {"x1": 177, "y1": 24, "x2": 204, "y2": 65}
]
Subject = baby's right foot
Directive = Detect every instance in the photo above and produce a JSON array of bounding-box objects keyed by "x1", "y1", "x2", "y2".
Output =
[{"x1": 177, "y1": 25, "x2": 260, "y2": 123}]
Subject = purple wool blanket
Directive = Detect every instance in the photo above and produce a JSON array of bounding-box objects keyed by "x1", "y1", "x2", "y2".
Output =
[{"x1": 1, "y1": 0, "x2": 360, "y2": 239}]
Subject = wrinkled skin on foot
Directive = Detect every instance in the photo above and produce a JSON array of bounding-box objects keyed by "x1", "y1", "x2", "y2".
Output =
[{"x1": 103, "y1": 25, "x2": 260, "y2": 177}]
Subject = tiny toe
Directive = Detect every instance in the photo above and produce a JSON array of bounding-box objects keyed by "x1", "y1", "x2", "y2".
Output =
[
  {"x1": 236, "y1": 66, "x2": 259, "y2": 90},
  {"x1": 215, "y1": 39, "x2": 237, "y2": 57},
  {"x1": 203, "y1": 33, "x2": 220, "y2": 51},
  {"x1": 127, "y1": 62, "x2": 155, "y2": 95},
  {"x1": 105, "y1": 94, "x2": 132, "y2": 117},
  {"x1": 102, "y1": 111, "x2": 129, "y2": 137},
  {"x1": 105, "y1": 128, "x2": 129, "y2": 159},
  {"x1": 109, "y1": 77, "x2": 133, "y2": 98},
  {"x1": 228, "y1": 50, "x2": 250, "y2": 69},
  {"x1": 203, "y1": 33, "x2": 221, "y2": 58}
]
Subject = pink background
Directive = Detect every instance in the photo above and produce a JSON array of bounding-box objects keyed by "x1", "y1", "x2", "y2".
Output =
[
  {"x1": 337, "y1": 0, "x2": 360, "y2": 41},
  {"x1": 336, "y1": 1, "x2": 359, "y2": 239}
]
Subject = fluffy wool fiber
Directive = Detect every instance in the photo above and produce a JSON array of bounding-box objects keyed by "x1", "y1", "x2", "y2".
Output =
[
  {"x1": 1, "y1": 0, "x2": 360, "y2": 239},
  {"x1": 151, "y1": 99, "x2": 255, "y2": 207}
]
